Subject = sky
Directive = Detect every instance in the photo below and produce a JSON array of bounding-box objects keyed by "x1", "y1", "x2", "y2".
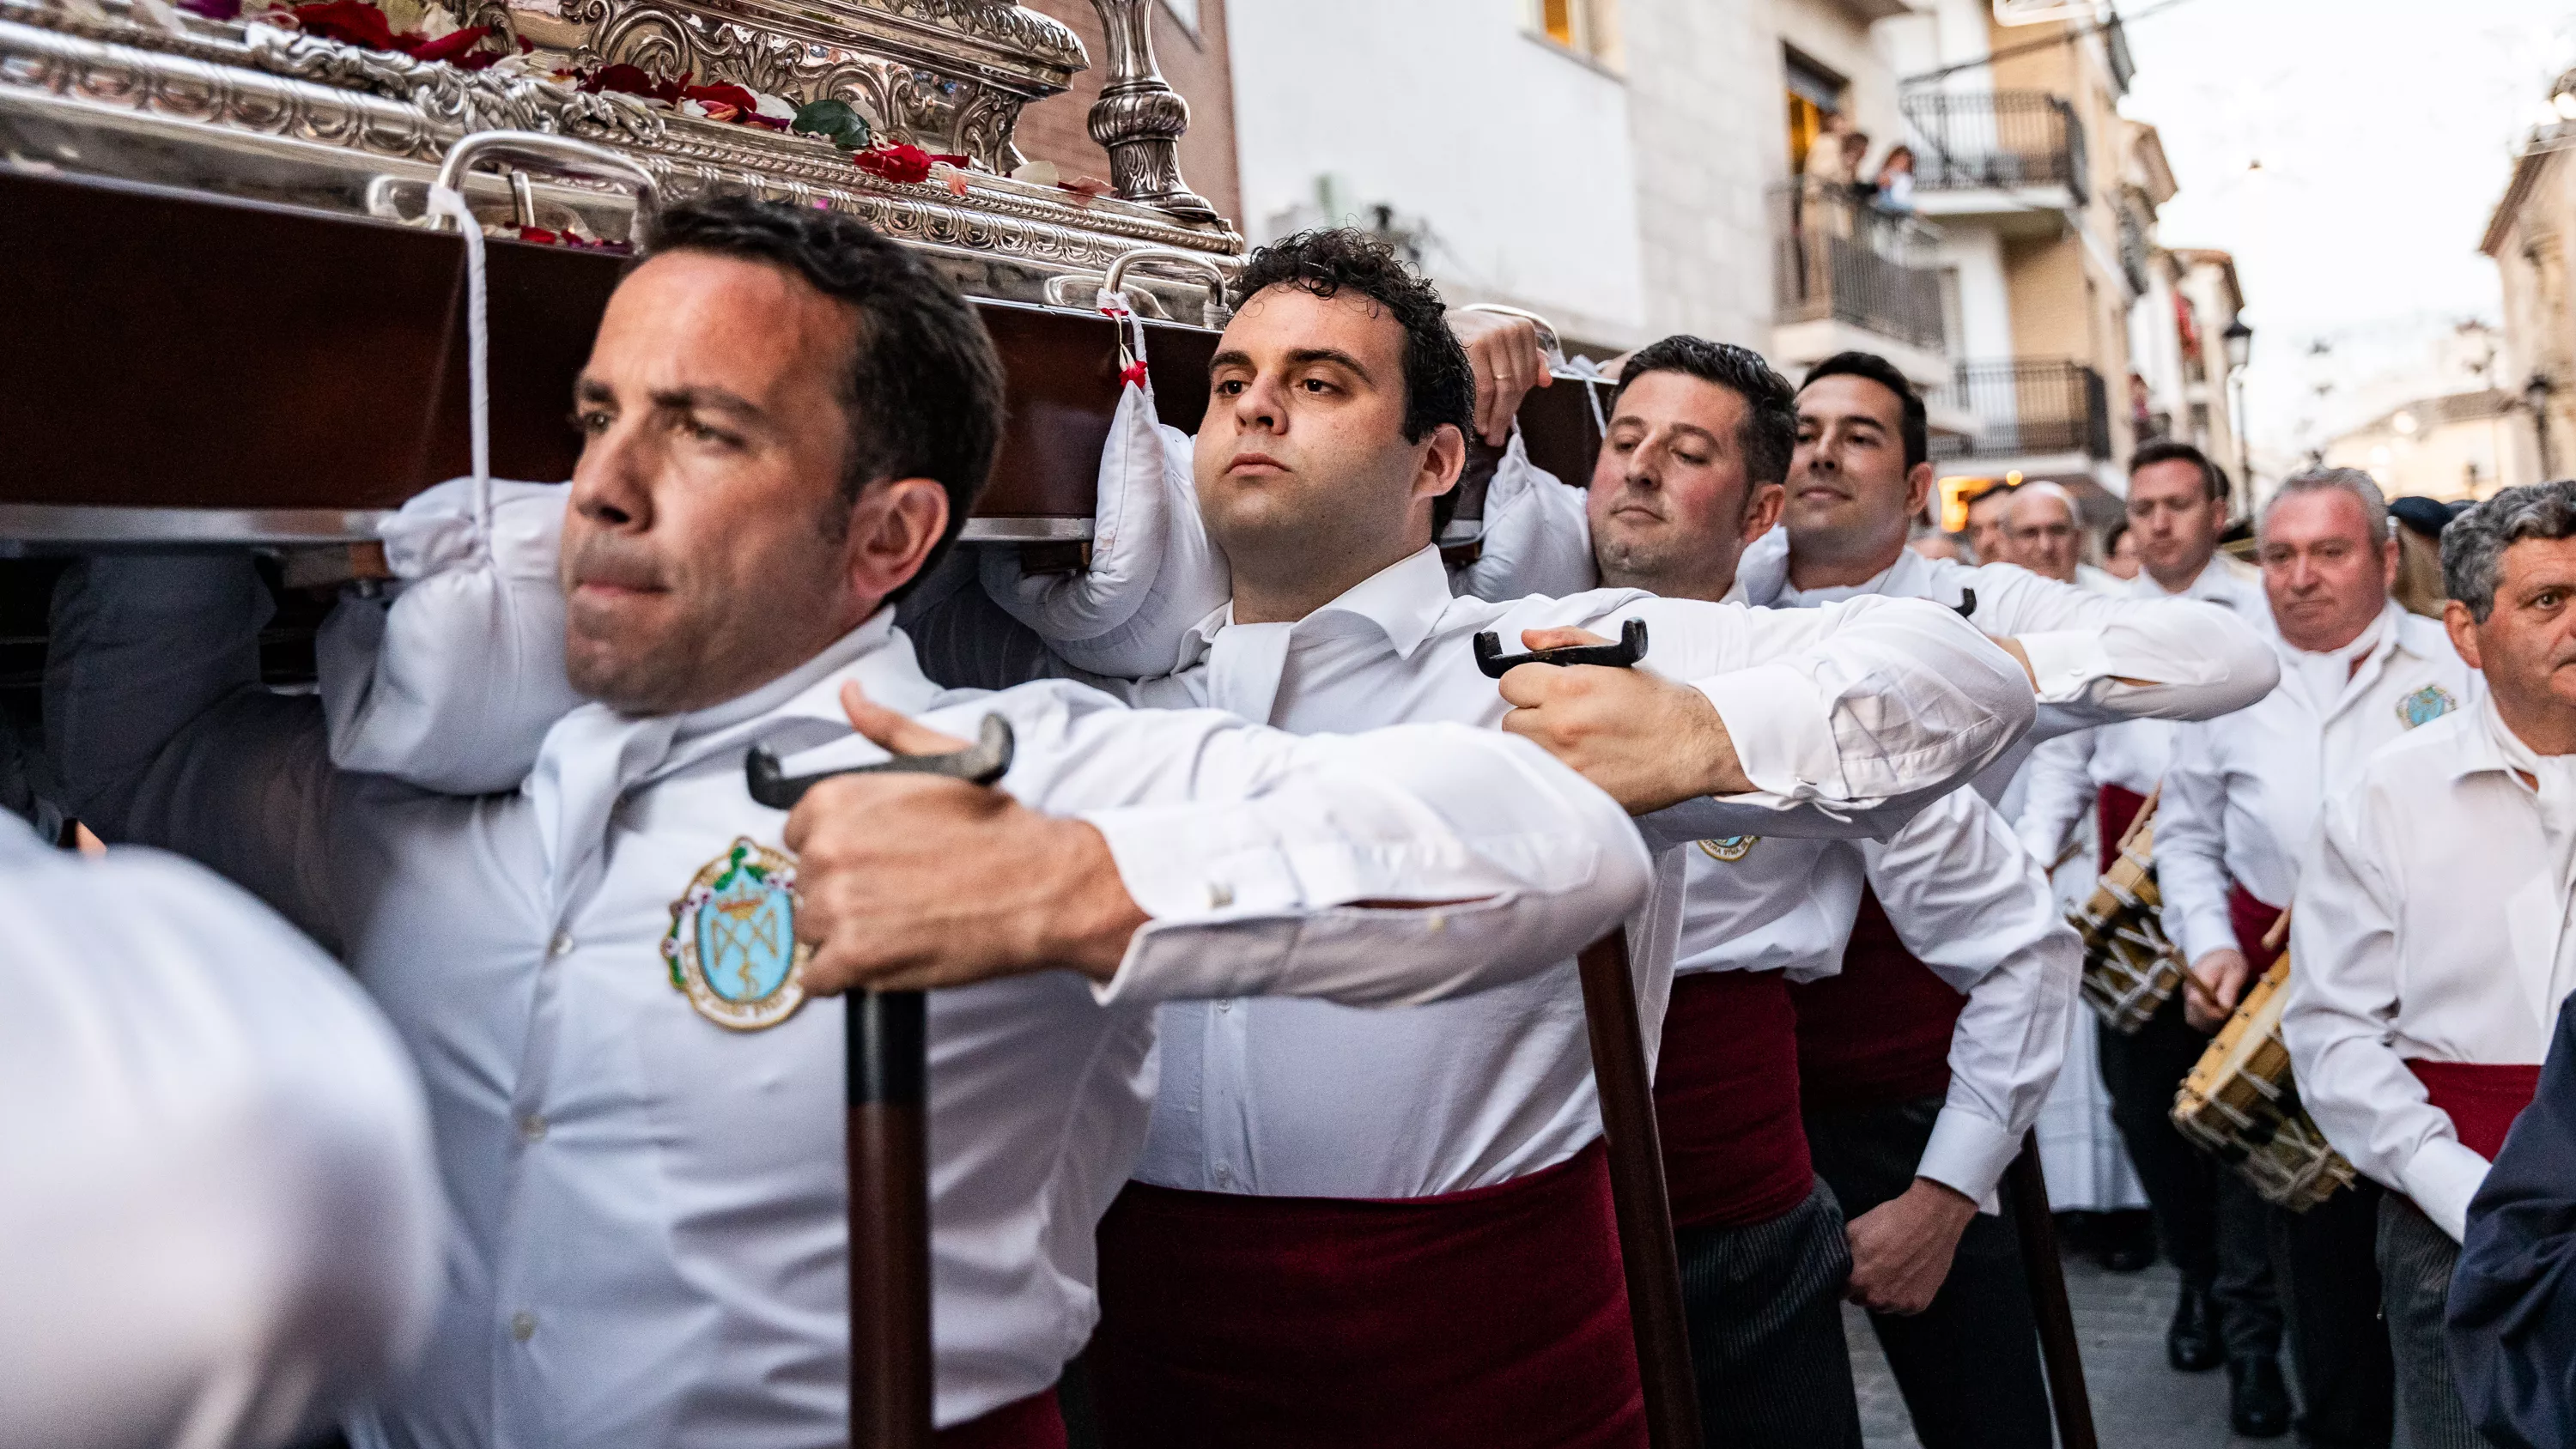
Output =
[{"x1": 2115, "y1": 0, "x2": 2576, "y2": 458}]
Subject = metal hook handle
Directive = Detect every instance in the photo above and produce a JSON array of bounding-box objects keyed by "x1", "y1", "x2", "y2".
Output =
[
  {"x1": 1953, "y1": 587, "x2": 1977, "y2": 617},
  {"x1": 744, "y1": 714, "x2": 1014, "y2": 809},
  {"x1": 429, "y1": 130, "x2": 661, "y2": 232},
  {"x1": 1103, "y1": 248, "x2": 1231, "y2": 328},
  {"x1": 1455, "y1": 301, "x2": 1566, "y2": 364},
  {"x1": 1473, "y1": 618, "x2": 1648, "y2": 679}
]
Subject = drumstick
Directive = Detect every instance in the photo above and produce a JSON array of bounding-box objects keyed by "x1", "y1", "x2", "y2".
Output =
[{"x1": 2260, "y1": 906, "x2": 2293, "y2": 955}]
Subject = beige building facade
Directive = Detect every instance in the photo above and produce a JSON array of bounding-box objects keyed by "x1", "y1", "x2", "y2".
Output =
[{"x1": 2481, "y1": 70, "x2": 2576, "y2": 487}]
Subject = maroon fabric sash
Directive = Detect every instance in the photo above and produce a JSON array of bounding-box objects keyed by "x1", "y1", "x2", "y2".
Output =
[
  {"x1": 1789, "y1": 888, "x2": 1965, "y2": 1113},
  {"x1": 1088, "y1": 1142, "x2": 1645, "y2": 1449},
  {"x1": 2227, "y1": 882, "x2": 2285, "y2": 970},
  {"x1": 2408, "y1": 1060, "x2": 2545, "y2": 1161},
  {"x1": 2099, "y1": 783, "x2": 2150, "y2": 875},
  {"x1": 1655, "y1": 968, "x2": 1813, "y2": 1229},
  {"x1": 938, "y1": 1388, "x2": 1067, "y2": 1449}
]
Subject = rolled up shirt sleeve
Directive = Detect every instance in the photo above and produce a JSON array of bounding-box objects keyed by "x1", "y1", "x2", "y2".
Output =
[
  {"x1": 2154, "y1": 720, "x2": 2244, "y2": 968},
  {"x1": 941, "y1": 684, "x2": 1653, "y2": 1009},
  {"x1": 1867, "y1": 787, "x2": 2081, "y2": 1203},
  {"x1": 1614, "y1": 593, "x2": 2036, "y2": 844},
  {"x1": 2288, "y1": 789, "x2": 2488, "y2": 1241}
]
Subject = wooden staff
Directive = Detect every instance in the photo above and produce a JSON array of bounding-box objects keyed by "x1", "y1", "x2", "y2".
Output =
[
  {"x1": 2003, "y1": 1130, "x2": 2099, "y2": 1449},
  {"x1": 1478, "y1": 619, "x2": 1702, "y2": 1449},
  {"x1": 748, "y1": 716, "x2": 1016, "y2": 1449}
]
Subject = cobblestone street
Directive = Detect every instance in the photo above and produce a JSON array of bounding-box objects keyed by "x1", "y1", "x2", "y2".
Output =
[{"x1": 1849, "y1": 1256, "x2": 2326, "y2": 1449}]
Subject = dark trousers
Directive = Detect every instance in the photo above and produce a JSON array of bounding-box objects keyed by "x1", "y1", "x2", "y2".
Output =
[
  {"x1": 2098, "y1": 995, "x2": 2284, "y2": 1360},
  {"x1": 2378, "y1": 1193, "x2": 2488, "y2": 1449},
  {"x1": 1674, "y1": 1176, "x2": 1863, "y2": 1449},
  {"x1": 2270, "y1": 1178, "x2": 2395, "y2": 1449},
  {"x1": 1805, "y1": 1094, "x2": 2053, "y2": 1449}
]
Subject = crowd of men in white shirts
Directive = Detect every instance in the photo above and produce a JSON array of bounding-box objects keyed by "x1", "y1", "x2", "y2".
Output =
[{"x1": 8, "y1": 197, "x2": 2576, "y2": 1449}]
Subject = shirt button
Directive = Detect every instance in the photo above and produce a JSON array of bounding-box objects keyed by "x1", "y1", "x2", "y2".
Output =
[
  {"x1": 548, "y1": 932, "x2": 574, "y2": 960},
  {"x1": 509, "y1": 1312, "x2": 537, "y2": 1343},
  {"x1": 519, "y1": 1113, "x2": 548, "y2": 1143},
  {"x1": 1216, "y1": 999, "x2": 1231, "y2": 1014},
  {"x1": 1213, "y1": 1164, "x2": 1235, "y2": 1187},
  {"x1": 1206, "y1": 881, "x2": 1235, "y2": 909}
]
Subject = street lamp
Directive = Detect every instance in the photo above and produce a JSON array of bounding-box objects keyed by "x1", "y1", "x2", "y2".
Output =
[{"x1": 2222, "y1": 317, "x2": 2254, "y2": 513}]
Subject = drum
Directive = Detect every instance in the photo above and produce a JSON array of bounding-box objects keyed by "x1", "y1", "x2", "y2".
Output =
[
  {"x1": 2068, "y1": 791, "x2": 2186, "y2": 1034},
  {"x1": 2171, "y1": 955, "x2": 2357, "y2": 1211}
]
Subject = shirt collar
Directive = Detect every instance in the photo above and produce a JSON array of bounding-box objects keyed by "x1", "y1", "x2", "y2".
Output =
[
  {"x1": 1185, "y1": 544, "x2": 1455, "y2": 664},
  {"x1": 1775, "y1": 545, "x2": 1922, "y2": 608}
]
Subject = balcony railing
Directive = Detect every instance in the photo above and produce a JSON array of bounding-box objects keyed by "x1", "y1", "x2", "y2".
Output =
[
  {"x1": 1929, "y1": 360, "x2": 2111, "y2": 462},
  {"x1": 1771, "y1": 180, "x2": 1947, "y2": 353},
  {"x1": 1900, "y1": 90, "x2": 2088, "y2": 205}
]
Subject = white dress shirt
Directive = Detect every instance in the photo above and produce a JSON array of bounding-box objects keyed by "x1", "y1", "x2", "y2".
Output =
[
  {"x1": 2158, "y1": 603, "x2": 2478, "y2": 966},
  {"x1": 2287, "y1": 696, "x2": 2576, "y2": 1241},
  {"x1": 0, "y1": 813, "x2": 442, "y2": 1449},
  {"x1": 46, "y1": 555, "x2": 1655, "y2": 1447},
  {"x1": 1106, "y1": 544, "x2": 2037, "y2": 1200},
  {"x1": 2013, "y1": 555, "x2": 2276, "y2": 864}
]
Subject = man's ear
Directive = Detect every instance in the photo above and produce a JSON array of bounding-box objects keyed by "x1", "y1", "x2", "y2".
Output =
[
  {"x1": 1904, "y1": 460, "x2": 1936, "y2": 521},
  {"x1": 1413, "y1": 421, "x2": 1467, "y2": 502},
  {"x1": 1741, "y1": 481, "x2": 1787, "y2": 543},
  {"x1": 848, "y1": 476, "x2": 951, "y2": 605},
  {"x1": 2444, "y1": 598, "x2": 2484, "y2": 672},
  {"x1": 2381, "y1": 534, "x2": 2402, "y2": 592}
]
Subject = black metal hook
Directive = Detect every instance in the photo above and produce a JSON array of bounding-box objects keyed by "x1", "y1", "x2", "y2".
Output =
[
  {"x1": 1473, "y1": 617, "x2": 1649, "y2": 678},
  {"x1": 744, "y1": 713, "x2": 1015, "y2": 809},
  {"x1": 1953, "y1": 587, "x2": 1978, "y2": 618}
]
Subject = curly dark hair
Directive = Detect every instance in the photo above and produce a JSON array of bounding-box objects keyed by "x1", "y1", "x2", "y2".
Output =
[
  {"x1": 1611, "y1": 336, "x2": 1800, "y2": 488},
  {"x1": 641, "y1": 192, "x2": 1006, "y2": 592},
  {"x1": 1230, "y1": 228, "x2": 1475, "y2": 446},
  {"x1": 1800, "y1": 351, "x2": 1928, "y2": 472}
]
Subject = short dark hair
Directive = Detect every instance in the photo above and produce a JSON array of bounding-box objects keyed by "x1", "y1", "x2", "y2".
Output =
[
  {"x1": 1800, "y1": 352, "x2": 1928, "y2": 471},
  {"x1": 1231, "y1": 228, "x2": 1474, "y2": 447},
  {"x1": 2104, "y1": 517, "x2": 2130, "y2": 555},
  {"x1": 1609, "y1": 336, "x2": 1799, "y2": 488},
  {"x1": 2129, "y1": 440, "x2": 2228, "y2": 502},
  {"x1": 641, "y1": 192, "x2": 1005, "y2": 591},
  {"x1": 2442, "y1": 479, "x2": 2576, "y2": 621}
]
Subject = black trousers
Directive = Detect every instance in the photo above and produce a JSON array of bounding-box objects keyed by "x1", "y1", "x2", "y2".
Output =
[
  {"x1": 2097, "y1": 994, "x2": 2283, "y2": 1361},
  {"x1": 1674, "y1": 1176, "x2": 1864, "y2": 1449},
  {"x1": 2270, "y1": 1177, "x2": 2395, "y2": 1449},
  {"x1": 1804, "y1": 1094, "x2": 2053, "y2": 1449}
]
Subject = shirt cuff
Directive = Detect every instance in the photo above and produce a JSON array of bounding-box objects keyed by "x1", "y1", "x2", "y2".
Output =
[
  {"x1": 1693, "y1": 664, "x2": 1842, "y2": 803},
  {"x1": 1917, "y1": 1105, "x2": 2023, "y2": 1206},
  {"x1": 2015, "y1": 628, "x2": 2113, "y2": 704},
  {"x1": 2173, "y1": 904, "x2": 2241, "y2": 971},
  {"x1": 2402, "y1": 1137, "x2": 2491, "y2": 1244},
  {"x1": 1081, "y1": 803, "x2": 1309, "y2": 1005}
]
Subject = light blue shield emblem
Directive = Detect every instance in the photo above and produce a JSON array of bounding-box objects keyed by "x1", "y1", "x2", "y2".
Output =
[
  {"x1": 665, "y1": 837, "x2": 809, "y2": 1030},
  {"x1": 2396, "y1": 684, "x2": 2458, "y2": 731}
]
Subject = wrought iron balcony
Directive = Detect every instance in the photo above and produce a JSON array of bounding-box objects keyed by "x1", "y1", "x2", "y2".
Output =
[
  {"x1": 1771, "y1": 180, "x2": 1947, "y2": 354},
  {"x1": 1929, "y1": 360, "x2": 2112, "y2": 462},
  {"x1": 1901, "y1": 91, "x2": 2089, "y2": 205}
]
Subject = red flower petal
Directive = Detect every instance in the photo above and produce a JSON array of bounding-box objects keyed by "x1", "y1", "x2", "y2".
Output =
[
  {"x1": 680, "y1": 82, "x2": 760, "y2": 114},
  {"x1": 852, "y1": 142, "x2": 933, "y2": 185},
  {"x1": 582, "y1": 62, "x2": 688, "y2": 103},
  {"x1": 404, "y1": 24, "x2": 489, "y2": 64},
  {"x1": 289, "y1": 0, "x2": 396, "y2": 51}
]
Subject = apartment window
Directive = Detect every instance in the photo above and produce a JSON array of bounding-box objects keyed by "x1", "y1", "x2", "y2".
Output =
[
  {"x1": 1528, "y1": 0, "x2": 1622, "y2": 71},
  {"x1": 1784, "y1": 50, "x2": 1846, "y2": 175},
  {"x1": 1157, "y1": 0, "x2": 1199, "y2": 40}
]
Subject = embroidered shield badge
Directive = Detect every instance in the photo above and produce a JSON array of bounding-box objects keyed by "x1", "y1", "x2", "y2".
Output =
[
  {"x1": 1697, "y1": 836, "x2": 1759, "y2": 864},
  {"x1": 2396, "y1": 684, "x2": 2458, "y2": 731},
  {"x1": 663, "y1": 837, "x2": 810, "y2": 1031}
]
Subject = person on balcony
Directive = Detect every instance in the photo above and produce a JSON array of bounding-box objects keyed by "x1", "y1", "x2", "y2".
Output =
[{"x1": 1873, "y1": 145, "x2": 1917, "y2": 215}]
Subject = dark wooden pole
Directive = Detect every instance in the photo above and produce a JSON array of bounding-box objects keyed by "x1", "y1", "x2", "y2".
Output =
[
  {"x1": 848, "y1": 989, "x2": 933, "y2": 1449},
  {"x1": 1577, "y1": 931, "x2": 1704, "y2": 1449},
  {"x1": 2004, "y1": 1130, "x2": 2099, "y2": 1449}
]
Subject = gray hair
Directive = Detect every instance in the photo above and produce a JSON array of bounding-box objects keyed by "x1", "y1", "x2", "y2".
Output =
[
  {"x1": 2258, "y1": 467, "x2": 2389, "y2": 548},
  {"x1": 2442, "y1": 480, "x2": 2576, "y2": 621}
]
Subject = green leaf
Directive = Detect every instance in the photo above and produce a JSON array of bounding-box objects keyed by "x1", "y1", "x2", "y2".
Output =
[{"x1": 792, "y1": 99, "x2": 871, "y2": 152}]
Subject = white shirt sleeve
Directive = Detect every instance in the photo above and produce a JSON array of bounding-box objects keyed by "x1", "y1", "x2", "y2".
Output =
[
  {"x1": 942, "y1": 683, "x2": 1654, "y2": 1009},
  {"x1": 0, "y1": 819, "x2": 440, "y2": 1449},
  {"x1": 1865, "y1": 788, "x2": 2081, "y2": 1202},
  {"x1": 1448, "y1": 430, "x2": 1597, "y2": 602},
  {"x1": 1611, "y1": 592, "x2": 2038, "y2": 844},
  {"x1": 1975, "y1": 566, "x2": 2279, "y2": 730},
  {"x1": 2286, "y1": 787, "x2": 2489, "y2": 1240},
  {"x1": 2014, "y1": 730, "x2": 2097, "y2": 867},
  {"x1": 2154, "y1": 720, "x2": 2243, "y2": 967}
]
